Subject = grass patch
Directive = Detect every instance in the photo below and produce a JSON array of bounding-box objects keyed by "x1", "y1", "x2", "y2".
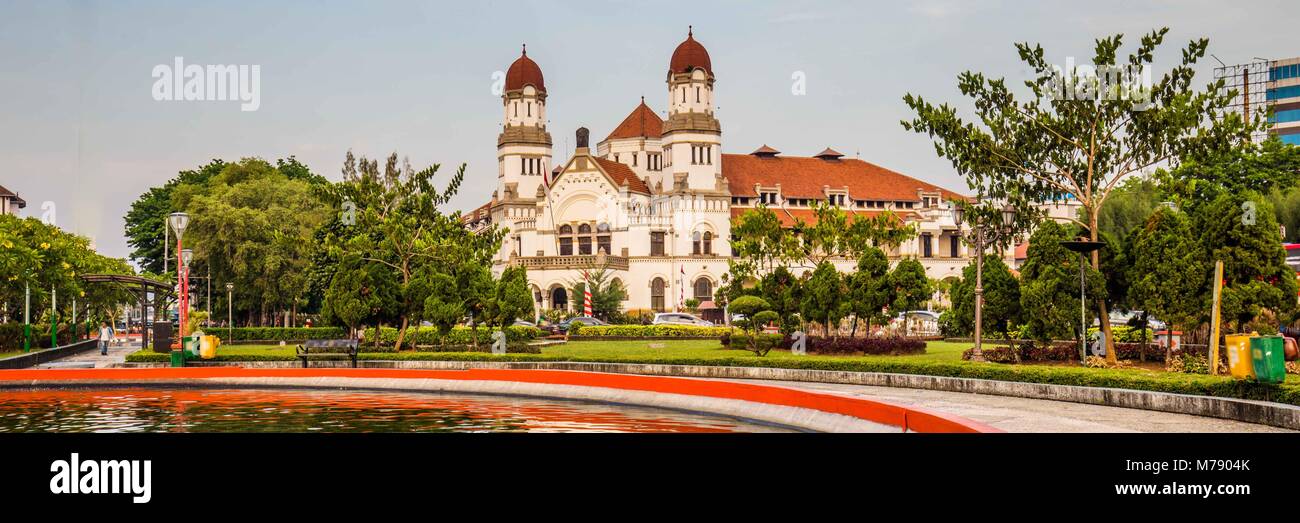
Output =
[{"x1": 120, "y1": 340, "x2": 1300, "y2": 406}]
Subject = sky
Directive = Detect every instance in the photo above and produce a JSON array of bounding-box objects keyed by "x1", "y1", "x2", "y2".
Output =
[{"x1": 1, "y1": 0, "x2": 1296, "y2": 264}]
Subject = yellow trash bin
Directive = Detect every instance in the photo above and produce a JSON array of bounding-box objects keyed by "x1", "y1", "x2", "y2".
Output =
[
  {"x1": 1224, "y1": 333, "x2": 1256, "y2": 379},
  {"x1": 199, "y1": 335, "x2": 218, "y2": 360}
]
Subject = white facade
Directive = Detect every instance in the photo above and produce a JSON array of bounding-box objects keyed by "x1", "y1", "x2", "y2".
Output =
[{"x1": 469, "y1": 34, "x2": 1012, "y2": 315}]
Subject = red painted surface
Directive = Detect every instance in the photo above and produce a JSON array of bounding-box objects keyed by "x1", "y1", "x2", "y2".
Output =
[{"x1": 0, "y1": 367, "x2": 1002, "y2": 433}]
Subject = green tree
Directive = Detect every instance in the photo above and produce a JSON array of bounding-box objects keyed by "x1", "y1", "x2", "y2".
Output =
[
  {"x1": 888, "y1": 258, "x2": 932, "y2": 334},
  {"x1": 903, "y1": 27, "x2": 1246, "y2": 363},
  {"x1": 492, "y1": 265, "x2": 534, "y2": 330},
  {"x1": 845, "y1": 247, "x2": 894, "y2": 336},
  {"x1": 569, "y1": 263, "x2": 627, "y2": 321},
  {"x1": 421, "y1": 272, "x2": 463, "y2": 348},
  {"x1": 1127, "y1": 206, "x2": 1207, "y2": 361},
  {"x1": 322, "y1": 151, "x2": 504, "y2": 350},
  {"x1": 1192, "y1": 192, "x2": 1297, "y2": 331},
  {"x1": 758, "y1": 266, "x2": 803, "y2": 335},
  {"x1": 1018, "y1": 221, "x2": 1105, "y2": 347},
  {"x1": 1098, "y1": 177, "x2": 1161, "y2": 241},
  {"x1": 729, "y1": 295, "x2": 778, "y2": 357},
  {"x1": 800, "y1": 261, "x2": 846, "y2": 337}
]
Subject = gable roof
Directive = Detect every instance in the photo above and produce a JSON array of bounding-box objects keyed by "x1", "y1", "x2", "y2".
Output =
[
  {"x1": 721, "y1": 153, "x2": 966, "y2": 202},
  {"x1": 592, "y1": 157, "x2": 651, "y2": 194},
  {"x1": 0, "y1": 185, "x2": 24, "y2": 207},
  {"x1": 604, "y1": 100, "x2": 663, "y2": 141}
]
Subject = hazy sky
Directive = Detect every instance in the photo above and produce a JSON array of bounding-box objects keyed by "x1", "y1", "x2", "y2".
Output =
[{"x1": 1, "y1": 0, "x2": 1296, "y2": 264}]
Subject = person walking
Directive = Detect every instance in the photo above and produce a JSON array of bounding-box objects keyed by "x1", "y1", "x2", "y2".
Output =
[{"x1": 98, "y1": 321, "x2": 112, "y2": 356}]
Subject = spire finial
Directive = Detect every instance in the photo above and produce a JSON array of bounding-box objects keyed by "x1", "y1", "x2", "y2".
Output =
[
  {"x1": 521, "y1": 43, "x2": 527, "y2": 56},
  {"x1": 640, "y1": 95, "x2": 645, "y2": 104},
  {"x1": 688, "y1": 25, "x2": 693, "y2": 37}
]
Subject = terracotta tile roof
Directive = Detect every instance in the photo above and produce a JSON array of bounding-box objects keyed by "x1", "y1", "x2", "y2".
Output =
[
  {"x1": 751, "y1": 144, "x2": 780, "y2": 156},
  {"x1": 730, "y1": 207, "x2": 917, "y2": 228},
  {"x1": 670, "y1": 29, "x2": 712, "y2": 75},
  {"x1": 722, "y1": 153, "x2": 967, "y2": 203},
  {"x1": 593, "y1": 156, "x2": 651, "y2": 194},
  {"x1": 604, "y1": 99, "x2": 663, "y2": 141},
  {"x1": 0, "y1": 185, "x2": 23, "y2": 206},
  {"x1": 813, "y1": 147, "x2": 844, "y2": 159},
  {"x1": 505, "y1": 46, "x2": 545, "y2": 93},
  {"x1": 461, "y1": 201, "x2": 492, "y2": 224}
]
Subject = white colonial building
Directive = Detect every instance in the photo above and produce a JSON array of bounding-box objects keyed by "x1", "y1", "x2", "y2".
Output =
[{"x1": 464, "y1": 30, "x2": 1007, "y2": 317}]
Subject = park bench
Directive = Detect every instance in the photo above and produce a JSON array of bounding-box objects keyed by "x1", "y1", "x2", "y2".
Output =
[{"x1": 296, "y1": 339, "x2": 359, "y2": 368}]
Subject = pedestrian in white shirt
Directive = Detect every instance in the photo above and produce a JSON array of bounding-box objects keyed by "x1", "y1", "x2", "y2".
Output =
[{"x1": 99, "y1": 321, "x2": 112, "y2": 355}]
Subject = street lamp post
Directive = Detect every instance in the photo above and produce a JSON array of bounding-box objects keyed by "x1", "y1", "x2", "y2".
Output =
[
  {"x1": 1061, "y1": 239, "x2": 1107, "y2": 363},
  {"x1": 180, "y1": 248, "x2": 193, "y2": 338},
  {"x1": 167, "y1": 212, "x2": 190, "y2": 342},
  {"x1": 952, "y1": 203, "x2": 1017, "y2": 362},
  {"x1": 226, "y1": 282, "x2": 234, "y2": 343},
  {"x1": 23, "y1": 282, "x2": 30, "y2": 352}
]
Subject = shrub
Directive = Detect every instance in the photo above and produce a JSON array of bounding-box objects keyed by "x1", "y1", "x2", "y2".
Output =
[
  {"x1": 0, "y1": 323, "x2": 75, "y2": 350},
  {"x1": 804, "y1": 336, "x2": 926, "y2": 356},
  {"x1": 221, "y1": 327, "x2": 348, "y2": 342},
  {"x1": 1168, "y1": 354, "x2": 1211, "y2": 374},
  {"x1": 360, "y1": 325, "x2": 542, "y2": 350},
  {"x1": 570, "y1": 325, "x2": 735, "y2": 338},
  {"x1": 726, "y1": 333, "x2": 783, "y2": 357}
]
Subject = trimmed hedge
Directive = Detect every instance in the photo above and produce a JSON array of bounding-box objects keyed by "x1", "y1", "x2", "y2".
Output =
[
  {"x1": 120, "y1": 348, "x2": 1300, "y2": 406},
  {"x1": 961, "y1": 341, "x2": 1214, "y2": 364},
  {"x1": 806, "y1": 337, "x2": 926, "y2": 356},
  {"x1": 0, "y1": 323, "x2": 75, "y2": 350},
  {"x1": 570, "y1": 325, "x2": 735, "y2": 338},
  {"x1": 217, "y1": 327, "x2": 347, "y2": 342},
  {"x1": 360, "y1": 326, "x2": 543, "y2": 351}
]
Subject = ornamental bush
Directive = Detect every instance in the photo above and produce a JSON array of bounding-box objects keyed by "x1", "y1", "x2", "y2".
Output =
[
  {"x1": 569, "y1": 325, "x2": 736, "y2": 338},
  {"x1": 0, "y1": 323, "x2": 76, "y2": 350},
  {"x1": 220, "y1": 327, "x2": 348, "y2": 342},
  {"x1": 806, "y1": 336, "x2": 926, "y2": 356},
  {"x1": 359, "y1": 325, "x2": 543, "y2": 350}
]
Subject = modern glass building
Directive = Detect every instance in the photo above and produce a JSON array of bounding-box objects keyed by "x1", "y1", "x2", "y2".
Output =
[{"x1": 1267, "y1": 57, "x2": 1300, "y2": 146}]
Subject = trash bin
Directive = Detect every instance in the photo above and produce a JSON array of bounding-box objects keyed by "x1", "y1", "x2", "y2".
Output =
[
  {"x1": 1224, "y1": 333, "x2": 1256, "y2": 379},
  {"x1": 199, "y1": 335, "x2": 217, "y2": 360},
  {"x1": 169, "y1": 349, "x2": 186, "y2": 368},
  {"x1": 1249, "y1": 335, "x2": 1287, "y2": 384}
]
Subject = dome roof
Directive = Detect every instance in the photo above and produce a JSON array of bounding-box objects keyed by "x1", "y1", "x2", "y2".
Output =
[
  {"x1": 669, "y1": 27, "x2": 712, "y2": 75},
  {"x1": 505, "y1": 45, "x2": 545, "y2": 93}
]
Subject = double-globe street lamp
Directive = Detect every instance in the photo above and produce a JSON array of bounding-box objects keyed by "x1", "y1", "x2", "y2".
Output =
[{"x1": 952, "y1": 203, "x2": 1017, "y2": 362}]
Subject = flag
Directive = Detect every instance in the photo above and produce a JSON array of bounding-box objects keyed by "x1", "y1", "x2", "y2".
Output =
[{"x1": 679, "y1": 265, "x2": 686, "y2": 311}]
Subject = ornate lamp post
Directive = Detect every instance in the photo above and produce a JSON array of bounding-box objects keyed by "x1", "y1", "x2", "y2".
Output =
[
  {"x1": 180, "y1": 248, "x2": 193, "y2": 338},
  {"x1": 225, "y1": 282, "x2": 234, "y2": 343},
  {"x1": 952, "y1": 203, "x2": 1017, "y2": 362},
  {"x1": 167, "y1": 212, "x2": 190, "y2": 340}
]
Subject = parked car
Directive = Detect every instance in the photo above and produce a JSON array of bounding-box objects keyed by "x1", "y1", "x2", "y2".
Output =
[
  {"x1": 890, "y1": 310, "x2": 940, "y2": 336},
  {"x1": 652, "y1": 312, "x2": 714, "y2": 327},
  {"x1": 1105, "y1": 310, "x2": 1167, "y2": 331},
  {"x1": 547, "y1": 316, "x2": 606, "y2": 335},
  {"x1": 511, "y1": 319, "x2": 537, "y2": 328}
]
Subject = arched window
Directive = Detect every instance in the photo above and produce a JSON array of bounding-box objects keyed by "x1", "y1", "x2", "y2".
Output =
[
  {"x1": 597, "y1": 223, "x2": 611, "y2": 255},
  {"x1": 694, "y1": 277, "x2": 712, "y2": 300},
  {"x1": 651, "y1": 278, "x2": 666, "y2": 312},
  {"x1": 559, "y1": 224, "x2": 573, "y2": 256},
  {"x1": 577, "y1": 223, "x2": 593, "y2": 255},
  {"x1": 693, "y1": 230, "x2": 714, "y2": 255}
]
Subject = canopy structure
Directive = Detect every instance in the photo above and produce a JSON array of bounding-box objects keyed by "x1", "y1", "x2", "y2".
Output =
[{"x1": 80, "y1": 274, "x2": 176, "y2": 351}]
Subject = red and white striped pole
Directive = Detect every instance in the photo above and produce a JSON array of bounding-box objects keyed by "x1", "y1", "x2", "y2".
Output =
[{"x1": 582, "y1": 270, "x2": 593, "y2": 317}]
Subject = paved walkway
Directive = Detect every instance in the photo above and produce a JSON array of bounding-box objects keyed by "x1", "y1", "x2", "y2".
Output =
[
  {"x1": 34, "y1": 339, "x2": 136, "y2": 369},
  {"x1": 724, "y1": 378, "x2": 1293, "y2": 433}
]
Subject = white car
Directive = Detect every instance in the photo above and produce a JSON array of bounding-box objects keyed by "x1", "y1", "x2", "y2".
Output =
[{"x1": 652, "y1": 313, "x2": 714, "y2": 327}]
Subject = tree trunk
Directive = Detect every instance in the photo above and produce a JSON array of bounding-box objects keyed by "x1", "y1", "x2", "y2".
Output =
[
  {"x1": 395, "y1": 316, "x2": 409, "y2": 352},
  {"x1": 850, "y1": 316, "x2": 859, "y2": 338},
  {"x1": 1091, "y1": 214, "x2": 1118, "y2": 365}
]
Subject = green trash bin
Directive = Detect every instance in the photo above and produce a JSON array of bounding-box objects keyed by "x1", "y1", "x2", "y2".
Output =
[
  {"x1": 1249, "y1": 335, "x2": 1287, "y2": 384},
  {"x1": 169, "y1": 349, "x2": 186, "y2": 368}
]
